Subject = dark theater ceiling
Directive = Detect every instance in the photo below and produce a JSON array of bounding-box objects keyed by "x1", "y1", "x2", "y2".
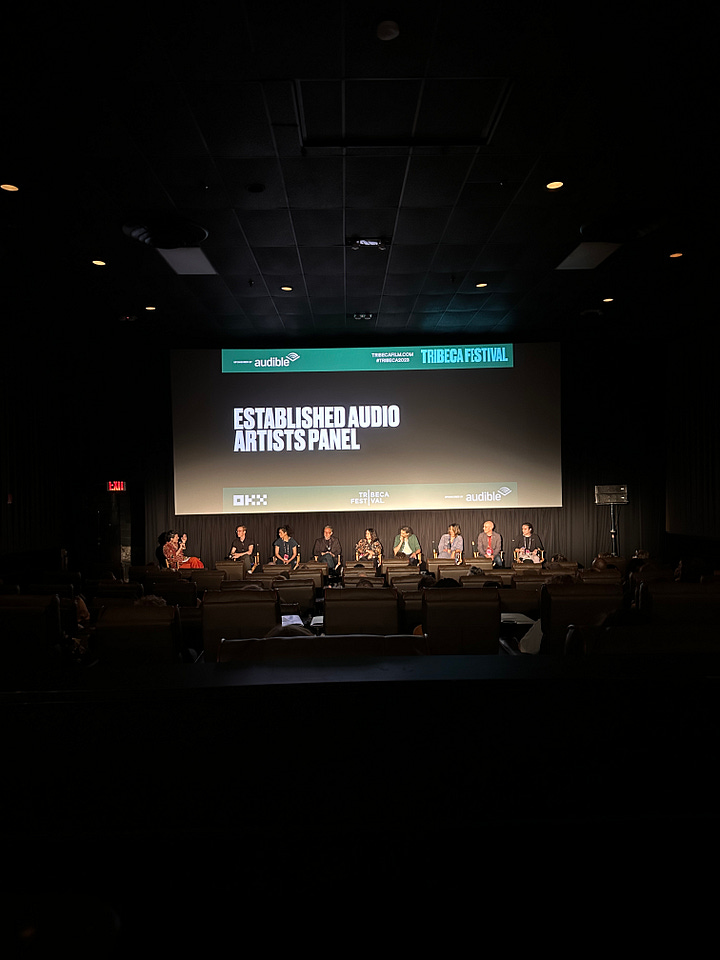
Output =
[{"x1": 2, "y1": 3, "x2": 712, "y2": 349}]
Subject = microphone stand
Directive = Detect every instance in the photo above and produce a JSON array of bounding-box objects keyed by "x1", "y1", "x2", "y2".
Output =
[{"x1": 610, "y1": 504, "x2": 619, "y2": 557}]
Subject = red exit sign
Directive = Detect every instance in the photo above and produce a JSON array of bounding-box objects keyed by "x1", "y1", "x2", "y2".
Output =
[{"x1": 107, "y1": 481, "x2": 126, "y2": 492}]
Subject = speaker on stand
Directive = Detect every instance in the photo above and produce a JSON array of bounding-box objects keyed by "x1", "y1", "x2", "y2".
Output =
[{"x1": 595, "y1": 485, "x2": 628, "y2": 557}]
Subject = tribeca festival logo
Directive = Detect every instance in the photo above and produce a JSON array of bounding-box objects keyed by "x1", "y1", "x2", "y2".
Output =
[{"x1": 232, "y1": 493, "x2": 269, "y2": 506}]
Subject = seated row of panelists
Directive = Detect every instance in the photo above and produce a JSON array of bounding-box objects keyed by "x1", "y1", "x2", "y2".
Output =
[
  {"x1": 474, "y1": 520, "x2": 544, "y2": 565},
  {"x1": 224, "y1": 521, "x2": 544, "y2": 570}
]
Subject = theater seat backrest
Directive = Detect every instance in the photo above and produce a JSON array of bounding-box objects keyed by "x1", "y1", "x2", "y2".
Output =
[
  {"x1": 323, "y1": 588, "x2": 399, "y2": 635},
  {"x1": 540, "y1": 583, "x2": 624, "y2": 654},
  {"x1": 202, "y1": 590, "x2": 280, "y2": 661},
  {"x1": 422, "y1": 588, "x2": 500, "y2": 654}
]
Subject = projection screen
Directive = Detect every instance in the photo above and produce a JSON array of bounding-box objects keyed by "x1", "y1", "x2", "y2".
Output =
[{"x1": 170, "y1": 342, "x2": 561, "y2": 515}]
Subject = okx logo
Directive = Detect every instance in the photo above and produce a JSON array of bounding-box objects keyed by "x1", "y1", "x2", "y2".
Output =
[{"x1": 233, "y1": 493, "x2": 268, "y2": 506}]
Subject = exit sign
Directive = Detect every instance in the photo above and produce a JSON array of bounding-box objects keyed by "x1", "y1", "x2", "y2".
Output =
[{"x1": 107, "y1": 481, "x2": 126, "y2": 492}]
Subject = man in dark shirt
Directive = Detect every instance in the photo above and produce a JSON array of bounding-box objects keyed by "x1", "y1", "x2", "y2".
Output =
[
  {"x1": 313, "y1": 525, "x2": 342, "y2": 573},
  {"x1": 516, "y1": 522, "x2": 544, "y2": 563},
  {"x1": 229, "y1": 525, "x2": 254, "y2": 571}
]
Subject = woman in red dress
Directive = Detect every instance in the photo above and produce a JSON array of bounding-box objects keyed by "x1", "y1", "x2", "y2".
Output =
[{"x1": 162, "y1": 531, "x2": 204, "y2": 569}]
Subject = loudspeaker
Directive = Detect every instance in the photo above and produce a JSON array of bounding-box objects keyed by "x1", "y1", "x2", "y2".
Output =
[{"x1": 595, "y1": 484, "x2": 628, "y2": 505}]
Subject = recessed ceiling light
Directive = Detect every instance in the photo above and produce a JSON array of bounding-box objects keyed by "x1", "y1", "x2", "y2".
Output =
[
  {"x1": 475, "y1": 282, "x2": 488, "y2": 288},
  {"x1": 145, "y1": 306, "x2": 156, "y2": 311},
  {"x1": 669, "y1": 252, "x2": 683, "y2": 258},
  {"x1": 602, "y1": 298, "x2": 614, "y2": 303},
  {"x1": 1, "y1": 184, "x2": 19, "y2": 192},
  {"x1": 546, "y1": 181, "x2": 564, "y2": 190},
  {"x1": 92, "y1": 260, "x2": 106, "y2": 266},
  {"x1": 280, "y1": 285, "x2": 293, "y2": 291}
]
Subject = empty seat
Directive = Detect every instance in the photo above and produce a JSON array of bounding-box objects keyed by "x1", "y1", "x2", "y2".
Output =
[
  {"x1": 89, "y1": 581, "x2": 145, "y2": 601},
  {"x1": 585, "y1": 620, "x2": 720, "y2": 656},
  {"x1": 540, "y1": 582, "x2": 624, "y2": 655},
  {"x1": 201, "y1": 590, "x2": 280, "y2": 662},
  {"x1": 0, "y1": 594, "x2": 64, "y2": 682},
  {"x1": 499, "y1": 587, "x2": 542, "y2": 619},
  {"x1": 323, "y1": 588, "x2": 399, "y2": 635},
  {"x1": 273, "y1": 578, "x2": 317, "y2": 619},
  {"x1": 430, "y1": 564, "x2": 472, "y2": 584},
  {"x1": 93, "y1": 605, "x2": 190, "y2": 664},
  {"x1": 189, "y1": 571, "x2": 227, "y2": 593},
  {"x1": 214, "y1": 560, "x2": 246, "y2": 581},
  {"x1": 422, "y1": 588, "x2": 501, "y2": 654},
  {"x1": 638, "y1": 580, "x2": 720, "y2": 624},
  {"x1": 290, "y1": 563, "x2": 326, "y2": 589},
  {"x1": 379, "y1": 558, "x2": 417, "y2": 578},
  {"x1": 425, "y1": 559, "x2": 462, "y2": 580},
  {"x1": 148, "y1": 579, "x2": 198, "y2": 607},
  {"x1": 386, "y1": 571, "x2": 423, "y2": 586}
]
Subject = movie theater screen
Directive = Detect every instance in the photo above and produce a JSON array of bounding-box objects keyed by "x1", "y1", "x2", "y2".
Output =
[{"x1": 170, "y1": 342, "x2": 561, "y2": 515}]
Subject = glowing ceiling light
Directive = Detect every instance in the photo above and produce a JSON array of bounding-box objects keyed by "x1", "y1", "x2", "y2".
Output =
[
  {"x1": 475, "y1": 283, "x2": 488, "y2": 288},
  {"x1": 92, "y1": 260, "x2": 106, "y2": 266},
  {"x1": 546, "y1": 181, "x2": 564, "y2": 190},
  {"x1": 669, "y1": 252, "x2": 683, "y2": 258},
  {"x1": 602, "y1": 298, "x2": 614, "y2": 302},
  {"x1": 280, "y1": 285, "x2": 293, "y2": 291},
  {"x1": 1, "y1": 184, "x2": 19, "y2": 191}
]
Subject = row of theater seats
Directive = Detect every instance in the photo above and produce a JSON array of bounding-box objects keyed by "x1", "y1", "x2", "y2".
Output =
[{"x1": 2, "y1": 560, "x2": 719, "y2": 682}]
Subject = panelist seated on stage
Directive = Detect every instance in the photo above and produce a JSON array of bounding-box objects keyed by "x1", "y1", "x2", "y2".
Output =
[
  {"x1": 271, "y1": 526, "x2": 300, "y2": 568},
  {"x1": 477, "y1": 520, "x2": 503, "y2": 566},
  {"x1": 313, "y1": 525, "x2": 342, "y2": 572},
  {"x1": 393, "y1": 525, "x2": 422, "y2": 561},
  {"x1": 437, "y1": 523, "x2": 463, "y2": 561},
  {"x1": 515, "y1": 522, "x2": 544, "y2": 563},
  {"x1": 228, "y1": 525, "x2": 254, "y2": 570},
  {"x1": 162, "y1": 531, "x2": 204, "y2": 570},
  {"x1": 356, "y1": 528, "x2": 383, "y2": 564}
]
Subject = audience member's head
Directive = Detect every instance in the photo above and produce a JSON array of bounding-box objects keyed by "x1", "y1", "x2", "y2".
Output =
[
  {"x1": 134, "y1": 595, "x2": 167, "y2": 606},
  {"x1": 264, "y1": 624, "x2": 314, "y2": 638}
]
